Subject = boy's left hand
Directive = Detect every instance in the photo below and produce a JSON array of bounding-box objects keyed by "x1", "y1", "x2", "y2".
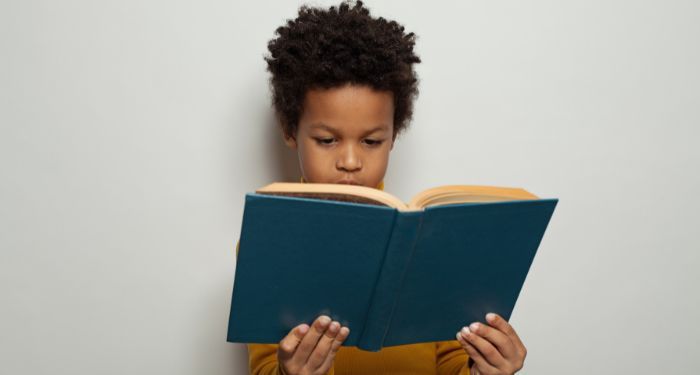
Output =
[{"x1": 455, "y1": 312, "x2": 526, "y2": 375}]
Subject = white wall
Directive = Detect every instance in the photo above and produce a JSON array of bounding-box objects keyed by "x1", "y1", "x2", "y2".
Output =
[{"x1": 1, "y1": 0, "x2": 698, "y2": 374}]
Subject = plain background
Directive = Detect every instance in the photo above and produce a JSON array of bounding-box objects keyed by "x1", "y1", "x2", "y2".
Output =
[{"x1": 1, "y1": 0, "x2": 698, "y2": 373}]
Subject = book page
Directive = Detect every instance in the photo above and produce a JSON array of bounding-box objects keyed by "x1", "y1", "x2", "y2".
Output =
[
  {"x1": 256, "y1": 183, "x2": 540, "y2": 211},
  {"x1": 256, "y1": 182, "x2": 409, "y2": 210},
  {"x1": 408, "y1": 185, "x2": 539, "y2": 210}
]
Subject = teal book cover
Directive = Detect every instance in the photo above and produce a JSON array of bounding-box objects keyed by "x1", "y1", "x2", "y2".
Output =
[{"x1": 227, "y1": 192, "x2": 558, "y2": 351}]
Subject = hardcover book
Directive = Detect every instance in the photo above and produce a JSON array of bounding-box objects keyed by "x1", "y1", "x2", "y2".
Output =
[{"x1": 227, "y1": 182, "x2": 558, "y2": 351}]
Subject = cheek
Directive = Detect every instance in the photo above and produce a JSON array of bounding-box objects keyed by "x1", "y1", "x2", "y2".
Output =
[
  {"x1": 366, "y1": 148, "x2": 391, "y2": 177},
  {"x1": 298, "y1": 145, "x2": 334, "y2": 176}
]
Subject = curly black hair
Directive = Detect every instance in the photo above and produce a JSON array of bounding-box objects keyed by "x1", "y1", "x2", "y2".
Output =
[{"x1": 264, "y1": 0, "x2": 421, "y2": 140}]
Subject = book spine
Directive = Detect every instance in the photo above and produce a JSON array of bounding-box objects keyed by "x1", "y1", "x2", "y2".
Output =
[{"x1": 356, "y1": 211, "x2": 424, "y2": 351}]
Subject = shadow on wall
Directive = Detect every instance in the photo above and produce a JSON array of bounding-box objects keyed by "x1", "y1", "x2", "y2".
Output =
[
  {"x1": 229, "y1": 343, "x2": 251, "y2": 374},
  {"x1": 266, "y1": 110, "x2": 301, "y2": 183},
  {"x1": 234, "y1": 100, "x2": 301, "y2": 185}
]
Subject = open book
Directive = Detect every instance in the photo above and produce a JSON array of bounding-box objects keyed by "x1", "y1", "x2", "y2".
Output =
[
  {"x1": 256, "y1": 182, "x2": 540, "y2": 210},
  {"x1": 227, "y1": 182, "x2": 558, "y2": 351}
]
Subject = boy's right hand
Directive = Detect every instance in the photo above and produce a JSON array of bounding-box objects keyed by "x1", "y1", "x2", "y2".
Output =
[{"x1": 277, "y1": 315, "x2": 350, "y2": 375}]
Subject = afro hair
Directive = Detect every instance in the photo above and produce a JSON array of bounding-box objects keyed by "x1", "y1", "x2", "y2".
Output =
[{"x1": 264, "y1": 0, "x2": 421, "y2": 140}]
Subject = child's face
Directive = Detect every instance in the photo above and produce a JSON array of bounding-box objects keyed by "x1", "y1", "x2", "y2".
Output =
[{"x1": 283, "y1": 84, "x2": 395, "y2": 189}]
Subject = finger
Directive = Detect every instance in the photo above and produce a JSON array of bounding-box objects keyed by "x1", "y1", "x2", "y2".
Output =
[
  {"x1": 292, "y1": 315, "x2": 332, "y2": 366},
  {"x1": 318, "y1": 326, "x2": 350, "y2": 372},
  {"x1": 468, "y1": 321, "x2": 517, "y2": 360},
  {"x1": 456, "y1": 332, "x2": 499, "y2": 375},
  {"x1": 486, "y1": 313, "x2": 527, "y2": 358},
  {"x1": 460, "y1": 326, "x2": 507, "y2": 369},
  {"x1": 278, "y1": 323, "x2": 309, "y2": 361},
  {"x1": 307, "y1": 320, "x2": 341, "y2": 370}
]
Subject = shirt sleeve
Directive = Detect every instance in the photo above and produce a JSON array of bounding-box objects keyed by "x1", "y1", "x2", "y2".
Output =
[
  {"x1": 436, "y1": 340, "x2": 471, "y2": 375},
  {"x1": 248, "y1": 344, "x2": 284, "y2": 375},
  {"x1": 247, "y1": 343, "x2": 336, "y2": 375}
]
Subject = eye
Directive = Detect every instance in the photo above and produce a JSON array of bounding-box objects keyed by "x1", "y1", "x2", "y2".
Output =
[
  {"x1": 314, "y1": 137, "x2": 336, "y2": 146},
  {"x1": 364, "y1": 139, "x2": 384, "y2": 147}
]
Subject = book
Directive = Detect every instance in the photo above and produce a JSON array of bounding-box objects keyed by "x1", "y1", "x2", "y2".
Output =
[{"x1": 227, "y1": 182, "x2": 558, "y2": 352}]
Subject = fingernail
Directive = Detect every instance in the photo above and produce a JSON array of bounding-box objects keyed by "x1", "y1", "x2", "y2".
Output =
[
  {"x1": 461, "y1": 326, "x2": 470, "y2": 337},
  {"x1": 319, "y1": 316, "x2": 331, "y2": 327},
  {"x1": 470, "y1": 323, "x2": 480, "y2": 332},
  {"x1": 299, "y1": 324, "x2": 309, "y2": 334},
  {"x1": 328, "y1": 321, "x2": 339, "y2": 333},
  {"x1": 486, "y1": 313, "x2": 496, "y2": 322},
  {"x1": 340, "y1": 327, "x2": 350, "y2": 336}
]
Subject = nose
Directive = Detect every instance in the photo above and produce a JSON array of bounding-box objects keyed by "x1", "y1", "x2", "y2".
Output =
[{"x1": 336, "y1": 143, "x2": 362, "y2": 172}]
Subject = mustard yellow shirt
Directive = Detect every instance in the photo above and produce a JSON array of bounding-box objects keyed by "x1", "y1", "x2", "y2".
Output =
[{"x1": 237, "y1": 179, "x2": 471, "y2": 375}]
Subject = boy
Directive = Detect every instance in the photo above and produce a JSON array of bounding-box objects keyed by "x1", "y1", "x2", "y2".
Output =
[{"x1": 244, "y1": 1, "x2": 527, "y2": 374}]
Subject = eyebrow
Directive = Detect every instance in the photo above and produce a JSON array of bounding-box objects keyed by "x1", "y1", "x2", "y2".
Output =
[{"x1": 309, "y1": 123, "x2": 389, "y2": 135}]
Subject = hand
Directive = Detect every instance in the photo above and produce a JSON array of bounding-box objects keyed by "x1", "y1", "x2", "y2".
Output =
[
  {"x1": 277, "y1": 315, "x2": 350, "y2": 375},
  {"x1": 455, "y1": 313, "x2": 527, "y2": 375}
]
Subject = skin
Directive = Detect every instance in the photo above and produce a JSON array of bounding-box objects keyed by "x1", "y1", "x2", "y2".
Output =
[
  {"x1": 278, "y1": 83, "x2": 527, "y2": 375},
  {"x1": 283, "y1": 83, "x2": 395, "y2": 188}
]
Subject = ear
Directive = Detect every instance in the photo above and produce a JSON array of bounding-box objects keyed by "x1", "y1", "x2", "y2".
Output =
[
  {"x1": 282, "y1": 129, "x2": 297, "y2": 150},
  {"x1": 277, "y1": 116, "x2": 298, "y2": 150}
]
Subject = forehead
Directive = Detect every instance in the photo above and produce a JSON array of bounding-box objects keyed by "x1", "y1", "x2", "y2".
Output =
[{"x1": 300, "y1": 84, "x2": 394, "y2": 133}]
